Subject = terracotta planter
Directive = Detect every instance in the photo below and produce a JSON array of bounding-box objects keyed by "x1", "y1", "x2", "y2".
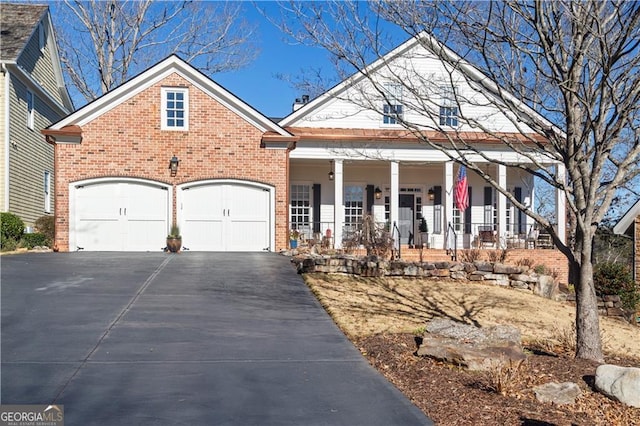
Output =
[{"x1": 166, "y1": 237, "x2": 182, "y2": 253}]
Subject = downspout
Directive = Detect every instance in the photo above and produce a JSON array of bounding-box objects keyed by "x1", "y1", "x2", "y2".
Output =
[{"x1": 2, "y1": 63, "x2": 10, "y2": 211}]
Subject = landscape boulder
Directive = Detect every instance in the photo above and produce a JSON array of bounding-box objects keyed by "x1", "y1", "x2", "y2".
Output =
[
  {"x1": 417, "y1": 319, "x2": 526, "y2": 371},
  {"x1": 533, "y1": 382, "x2": 582, "y2": 405},
  {"x1": 595, "y1": 364, "x2": 640, "y2": 408}
]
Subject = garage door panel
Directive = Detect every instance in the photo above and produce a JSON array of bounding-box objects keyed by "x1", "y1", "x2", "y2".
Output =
[
  {"x1": 77, "y1": 184, "x2": 121, "y2": 221},
  {"x1": 183, "y1": 220, "x2": 224, "y2": 251},
  {"x1": 76, "y1": 220, "x2": 122, "y2": 251},
  {"x1": 74, "y1": 181, "x2": 169, "y2": 251},
  {"x1": 126, "y1": 185, "x2": 169, "y2": 221},
  {"x1": 229, "y1": 187, "x2": 269, "y2": 219},
  {"x1": 181, "y1": 182, "x2": 271, "y2": 252},
  {"x1": 126, "y1": 219, "x2": 167, "y2": 251},
  {"x1": 227, "y1": 221, "x2": 269, "y2": 251}
]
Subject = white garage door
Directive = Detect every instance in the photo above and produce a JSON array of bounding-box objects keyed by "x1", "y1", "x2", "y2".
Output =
[
  {"x1": 75, "y1": 181, "x2": 169, "y2": 251},
  {"x1": 181, "y1": 182, "x2": 271, "y2": 251}
]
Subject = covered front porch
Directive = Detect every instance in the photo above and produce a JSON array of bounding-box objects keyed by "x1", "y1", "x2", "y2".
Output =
[{"x1": 288, "y1": 156, "x2": 566, "y2": 252}]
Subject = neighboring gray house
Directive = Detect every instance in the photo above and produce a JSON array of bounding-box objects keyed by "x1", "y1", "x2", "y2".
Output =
[
  {"x1": 0, "y1": 3, "x2": 73, "y2": 227},
  {"x1": 614, "y1": 199, "x2": 640, "y2": 283}
]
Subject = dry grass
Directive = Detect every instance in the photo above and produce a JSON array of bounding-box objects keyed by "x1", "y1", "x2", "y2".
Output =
[{"x1": 303, "y1": 273, "x2": 640, "y2": 358}]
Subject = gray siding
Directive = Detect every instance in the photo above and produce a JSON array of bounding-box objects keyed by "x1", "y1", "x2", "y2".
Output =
[
  {"x1": 7, "y1": 74, "x2": 55, "y2": 226},
  {"x1": 18, "y1": 16, "x2": 64, "y2": 106}
]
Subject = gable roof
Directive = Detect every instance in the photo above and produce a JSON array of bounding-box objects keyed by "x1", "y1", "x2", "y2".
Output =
[
  {"x1": 1, "y1": 3, "x2": 73, "y2": 113},
  {"x1": 279, "y1": 31, "x2": 560, "y2": 138},
  {"x1": 613, "y1": 198, "x2": 640, "y2": 235},
  {"x1": 45, "y1": 55, "x2": 291, "y2": 138},
  {"x1": 0, "y1": 3, "x2": 48, "y2": 61}
]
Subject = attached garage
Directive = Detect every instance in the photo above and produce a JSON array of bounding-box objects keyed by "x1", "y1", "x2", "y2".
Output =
[
  {"x1": 179, "y1": 180, "x2": 273, "y2": 251},
  {"x1": 71, "y1": 179, "x2": 170, "y2": 251}
]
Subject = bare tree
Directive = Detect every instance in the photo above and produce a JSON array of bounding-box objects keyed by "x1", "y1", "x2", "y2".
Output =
[
  {"x1": 56, "y1": 0, "x2": 258, "y2": 105},
  {"x1": 273, "y1": 0, "x2": 640, "y2": 361}
]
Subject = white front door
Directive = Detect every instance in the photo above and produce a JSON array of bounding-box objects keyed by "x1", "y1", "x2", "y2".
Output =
[
  {"x1": 180, "y1": 182, "x2": 271, "y2": 251},
  {"x1": 75, "y1": 181, "x2": 169, "y2": 251}
]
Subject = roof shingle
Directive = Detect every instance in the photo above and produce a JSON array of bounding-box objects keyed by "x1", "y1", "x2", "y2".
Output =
[{"x1": 0, "y1": 3, "x2": 48, "y2": 62}]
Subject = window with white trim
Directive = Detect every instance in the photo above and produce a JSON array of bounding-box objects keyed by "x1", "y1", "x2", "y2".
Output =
[
  {"x1": 27, "y1": 90, "x2": 34, "y2": 130},
  {"x1": 344, "y1": 185, "x2": 364, "y2": 231},
  {"x1": 439, "y1": 85, "x2": 458, "y2": 127},
  {"x1": 44, "y1": 171, "x2": 51, "y2": 213},
  {"x1": 452, "y1": 207, "x2": 463, "y2": 232},
  {"x1": 161, "y1": 88, "x2": 188, "y2": 130},
  {"x1": 382, "y1": 83, "x2": 403, "y2": 125},
  {"x1": 290, "y1": 184, "x2": 311, "y2": 234}
]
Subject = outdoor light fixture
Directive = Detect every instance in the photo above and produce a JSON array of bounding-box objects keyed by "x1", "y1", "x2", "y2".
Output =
[
  {"x1": 374, "y1": 187, "x2": 382, "y2": 199},
  {"x1": 169, "y1": 155, "x2": 179, "y2": 176},
  {"x1": 328, "y1": 160, "x2": 334, "y2": 181},
  {"x1": 428, "y1": 188, "x2": 435, "y2": 201}
]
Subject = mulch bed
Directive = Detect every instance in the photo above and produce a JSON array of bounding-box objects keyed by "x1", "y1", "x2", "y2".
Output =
[{"x1": 356, "y1": 333, "x2": 640, "y2": 426}]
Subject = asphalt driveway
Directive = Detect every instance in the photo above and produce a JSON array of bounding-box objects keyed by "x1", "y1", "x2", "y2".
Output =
[{"x1": 1, "y1": 252, "x2": 432, "y2": 425}]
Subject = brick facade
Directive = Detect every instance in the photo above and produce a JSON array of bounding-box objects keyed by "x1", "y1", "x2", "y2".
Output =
[{"x1": 52, "y1": 73, "x2": 289, "y2": 251}]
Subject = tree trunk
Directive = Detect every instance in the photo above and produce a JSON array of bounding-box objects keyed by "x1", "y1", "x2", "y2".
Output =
[{"x1": 572, "y1": 240, "x2": 604, "y2": 362}]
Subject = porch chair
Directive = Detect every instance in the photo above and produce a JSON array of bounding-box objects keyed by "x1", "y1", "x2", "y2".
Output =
[{"x1": 477, "y1": 226, "x2": 496, "y2": 248}]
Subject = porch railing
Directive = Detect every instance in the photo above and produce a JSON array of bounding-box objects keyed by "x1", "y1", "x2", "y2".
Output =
[{"x1": 291, "y1": 220, "x2": 557, "y2": 250}]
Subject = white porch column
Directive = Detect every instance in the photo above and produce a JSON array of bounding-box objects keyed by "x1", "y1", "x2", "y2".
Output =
[
  {"x1": 497, "y1": 164, "x2": 507, "y2": 246},
  {"x1": 444, "y1": 161, "x2": 453, "y2": 248},
  {"x1": 556, "y1": 163, "x2": 566, "y2": 245},
  {"x1": 390, "y1": 161, "x2": 399, "y2": 238},
  {"x1": 333, "y1": 160, "x2": 344, "y2": 248}
]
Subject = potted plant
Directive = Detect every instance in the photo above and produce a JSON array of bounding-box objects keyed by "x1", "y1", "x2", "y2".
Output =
[
  {"x1": 166, "y1": 223, "x2": 182, "y2": 253},
  {"x1": 290, "y1": 228, "x2": 300, "y2": 249}
]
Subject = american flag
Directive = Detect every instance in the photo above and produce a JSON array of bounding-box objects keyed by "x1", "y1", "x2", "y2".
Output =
[{"x1": 454, "y1": 165, "x2": 469, "y2": 211}]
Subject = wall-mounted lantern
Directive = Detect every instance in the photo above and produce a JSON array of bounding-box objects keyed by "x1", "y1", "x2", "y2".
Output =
[
  {"x1": 169, "y1": 155, "x2": 179, "y2": 176},
  {"x1": 428, "y1": 187, "x2": 435, "y2": 201},
  {"x1": 374, "y1": 187, "x2": 382, "y2": 199},
  {"x1": 328, "y1": 160, "x2": 334, "y2": 181}
]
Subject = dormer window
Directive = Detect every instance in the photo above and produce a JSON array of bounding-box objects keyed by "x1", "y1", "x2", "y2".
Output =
[
  {"x1": 161, "y1": 87, "x2": 189, "y2": 131},
  {"x1": 439, "y1": 85, "x2": 458, "y2": 127},
  {"x1": 382, "y1": 83, "x2": 403, "y2": 125}
]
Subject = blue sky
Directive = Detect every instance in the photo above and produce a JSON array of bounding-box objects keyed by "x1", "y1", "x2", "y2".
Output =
[{"x1": 214, "y1": 2, "x2": 332, "y2": 119}]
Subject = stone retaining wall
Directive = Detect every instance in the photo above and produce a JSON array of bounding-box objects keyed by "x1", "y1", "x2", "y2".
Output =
[{"x1": 292, "y1": 254, "x2": 628, "y2": 319}]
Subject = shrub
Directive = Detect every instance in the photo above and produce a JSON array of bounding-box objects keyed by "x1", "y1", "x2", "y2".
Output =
[
  {"x1": 1, "y1": 212, "x2": 24, "y2": 249},
  {"x1": 459, "y1": 249, "x2": 481, "y2": 263},
  {"x1": 593, "y1": 262, "x2": 639, "y2": 311},
  {"x1": 20, "y1": 232, "x2": 50, "y2": 249},
  {"x1": 1, "y1": 238, "x2": 18, "y2": 252},
  {"x1": 35, "y1": 215, "x2": 55, "y2": 241}
]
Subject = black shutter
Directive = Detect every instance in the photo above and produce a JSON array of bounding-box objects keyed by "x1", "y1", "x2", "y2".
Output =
[
  {"x1": 313, "y1": 184, "x2": 321, "y2": 233},
  {"x1": 515, "y1": 187, "x2": 523, "y2": 234},
  {"x1": 433, "y1": 186, "x2": 442, "y2": 234},
  {"x1": 366, "y1": 184, "x2": 374, "y2": 215},
  {"x1": 484, "y1": 186, "x2": 493, "y2": 225},
  {"x1": 464, "y1": 187, "x2": 472, "y2": 233}
]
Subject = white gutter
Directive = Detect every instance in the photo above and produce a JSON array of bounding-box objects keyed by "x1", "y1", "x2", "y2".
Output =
[{"x1": 2, "y1": 63, "x2": 10, "y2": 211}]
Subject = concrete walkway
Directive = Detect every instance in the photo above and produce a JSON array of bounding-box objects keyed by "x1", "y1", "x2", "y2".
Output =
[{"x1": 1, "y1": 252, "x2": 432, "y2": 425}]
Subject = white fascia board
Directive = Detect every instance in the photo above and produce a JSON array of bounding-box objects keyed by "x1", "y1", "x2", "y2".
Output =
[
  {"x1": 50, "y1": 56, "x2": 291, "y2": 137},
  {"x1": 5, "y1": 63, "x2": 69, "y2": 116},
  {"x1": 44, "y1": 12, "x2": 74, "y2": 112},
  {"x1": 279, "y1": 37, "x2": 421, "y2": 128},
  {"x1": 613, "y1": 198, "x2": 640, "y2": 235},
  {"x1": 290, "y1": 145, "x2": 552, "y2": 165}
]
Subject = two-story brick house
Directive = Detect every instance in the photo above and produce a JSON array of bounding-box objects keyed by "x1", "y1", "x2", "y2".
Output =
[{"x1": 0, "y1": 3, "x2": 73, "y2": 227}]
